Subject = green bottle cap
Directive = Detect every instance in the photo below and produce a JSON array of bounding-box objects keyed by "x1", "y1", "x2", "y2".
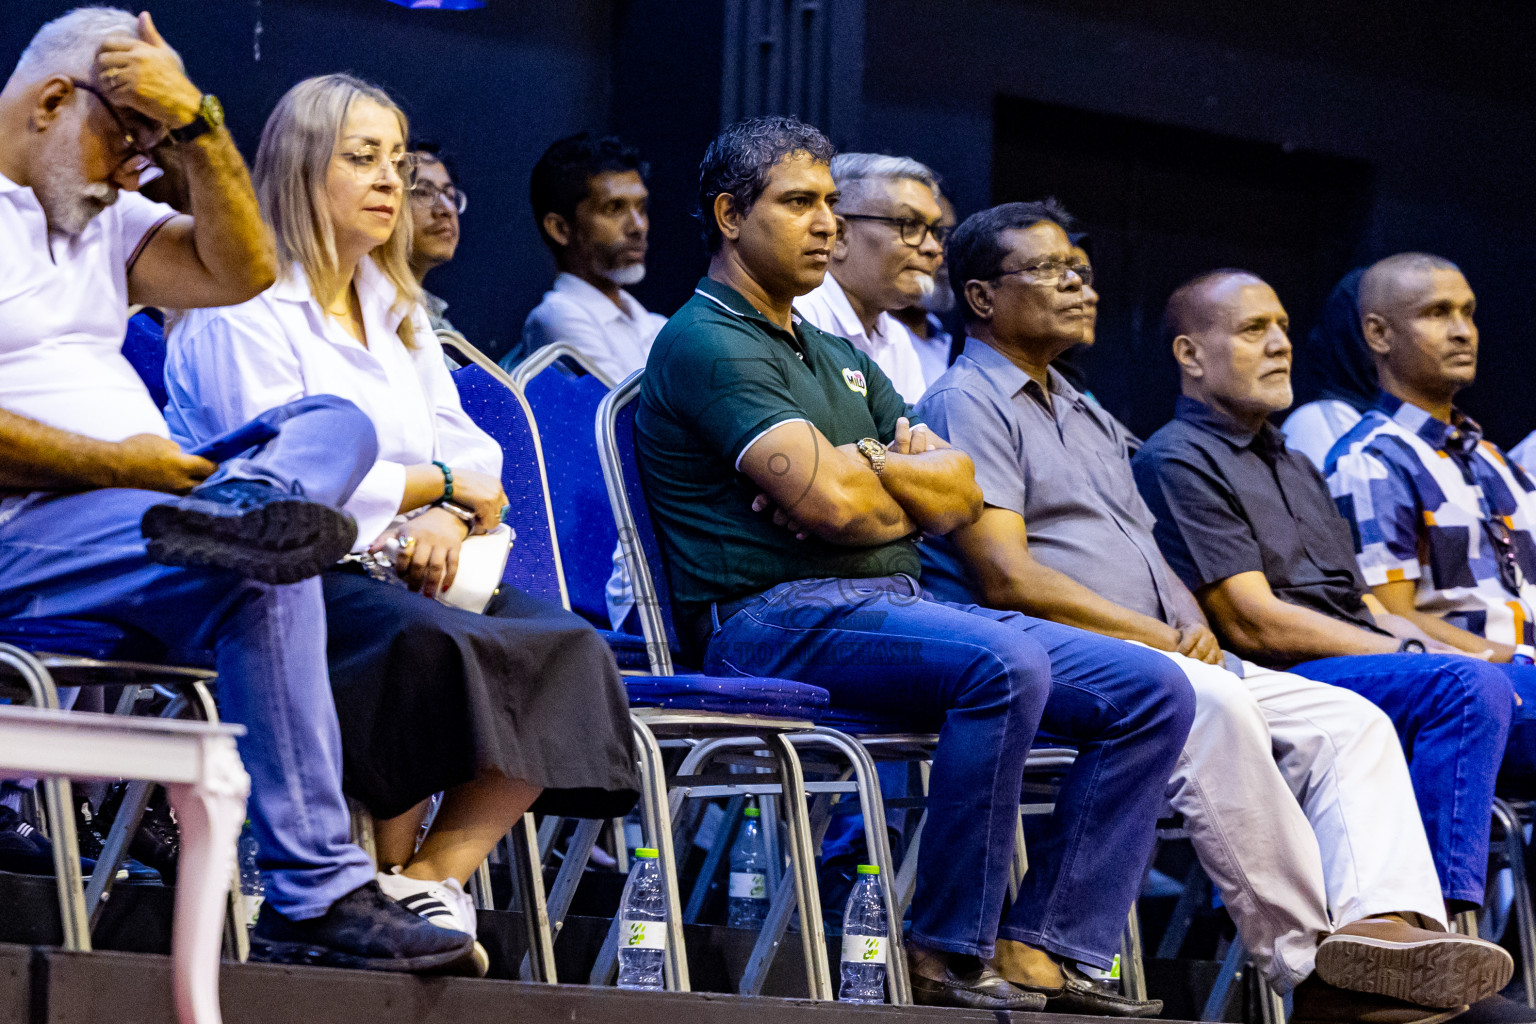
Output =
[
  {"x1": 744, "y1": 807, "x2": 760, "y2": 818},
  {"x1": 635, "y1": 847, "x2": 659, "y2": 859},
  {"x1": 856, "y1": 864, "x2": 880, "y2": 875}
]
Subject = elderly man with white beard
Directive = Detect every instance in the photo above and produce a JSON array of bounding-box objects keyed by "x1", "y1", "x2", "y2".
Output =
[{"x1": 795, "y1": 153, "x2": 946, "y2": 404}]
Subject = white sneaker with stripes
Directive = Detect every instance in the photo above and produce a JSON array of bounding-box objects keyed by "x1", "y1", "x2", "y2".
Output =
[{"x1": 376, "y1": 868, "x2": 490, "y2": 976}]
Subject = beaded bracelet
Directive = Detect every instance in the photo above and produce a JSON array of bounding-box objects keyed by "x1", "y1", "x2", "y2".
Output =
[{"x1": 433, "y1": 459, "x2": 453, "y2": 501}]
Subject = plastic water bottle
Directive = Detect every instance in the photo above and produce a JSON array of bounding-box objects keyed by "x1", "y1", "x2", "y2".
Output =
[
  {"x1": 237, "y1": 819, "x2": 264, "y2": 929},
  {"x1": 727, "y1": 806, "x2": 769, "y2": 928},
  {"x1": 616, "y1": 847, "x2": 667, "y2": 990},
  {"x1": 839, "y1": 863, "x2": 888, "y2": 1004}
]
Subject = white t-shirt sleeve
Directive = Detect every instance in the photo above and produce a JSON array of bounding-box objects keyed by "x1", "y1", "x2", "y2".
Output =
[{"x1": 113, "y1": 191, "x2": 179, "y2": 271}]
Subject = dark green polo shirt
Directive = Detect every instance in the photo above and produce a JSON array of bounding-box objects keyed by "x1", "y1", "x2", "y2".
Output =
[{"x1": 637, "y1": 277, "x2": 920, "y2": 630}]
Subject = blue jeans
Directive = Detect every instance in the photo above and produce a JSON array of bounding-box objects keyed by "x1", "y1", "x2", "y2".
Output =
[
  {"x1": 1495, "y1": 663, "x2": 1536, "y2": 792},
  {"x1": 704, "y1": 575, "x2": 1195, "y2": 966},
  {"x1": 0, "y1": 395, "x2": 379, "y2": 918},
  {"x1": 1291, "y1": 653, "x2": 1516, "y2": 905}
]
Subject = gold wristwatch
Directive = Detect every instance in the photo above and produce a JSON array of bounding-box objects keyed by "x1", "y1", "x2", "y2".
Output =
[
  {"x1": 168, "y1": 94, "x2": 224, "y2": 144},
  {"x1": 856, "y1": 437, "x2": 888, "y2": 475}
]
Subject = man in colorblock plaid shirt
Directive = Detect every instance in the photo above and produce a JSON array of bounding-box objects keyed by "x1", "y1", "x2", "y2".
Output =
[{"x1": 1326, "y1": 253, "x2": 1536, "y2": 657}]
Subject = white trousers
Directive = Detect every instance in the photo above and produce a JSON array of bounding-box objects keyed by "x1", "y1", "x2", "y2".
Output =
[{"x1": 1158, "y1": 651, "x2": 1446, "y2": 991}]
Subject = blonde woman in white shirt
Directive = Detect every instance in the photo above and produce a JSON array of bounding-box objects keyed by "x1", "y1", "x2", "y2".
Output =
[{"x1": 164, "y1": 75, "x2": 637, "y2": 974}]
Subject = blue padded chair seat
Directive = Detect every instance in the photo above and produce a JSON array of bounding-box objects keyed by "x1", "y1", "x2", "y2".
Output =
[
  {"x1": 625, "y1": 674, "x2": 829, "y2": 719},
  {"x1": 0, "y1": 617, "x2": 215, "y2": 669},
  {"x1": 595, "y1": 629, "x2": 652, "y2": 672}
]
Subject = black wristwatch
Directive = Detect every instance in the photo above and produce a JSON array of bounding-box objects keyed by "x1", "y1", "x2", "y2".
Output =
[
  {"x1": 168, "y1": 94, "x2": 225, "y2": 144},
  {"x1": 1397, "y1": 638, "x2": 1427, "y2": 654}
]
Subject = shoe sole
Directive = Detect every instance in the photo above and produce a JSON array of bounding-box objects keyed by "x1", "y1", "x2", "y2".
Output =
[
  {"x1": 910, "y1": 981, "x2": 1048, "y2": 1012},
  {"x1": 142, "y1": 499, "x2": 357, "y2": 585},
  {"x1": 248, "y1": 935, "x2": 480, "y2": 976},
  {"x1": 1315, "y1": 934, "x2": 1514, "y2": 1008}
]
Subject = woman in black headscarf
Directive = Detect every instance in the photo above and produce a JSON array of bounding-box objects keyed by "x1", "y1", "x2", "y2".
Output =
[{"x1": 1281, "y1": 267, "x2": 1376, "y2": 470}]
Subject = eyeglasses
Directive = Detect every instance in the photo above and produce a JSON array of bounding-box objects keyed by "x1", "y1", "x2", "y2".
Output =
[
  {"x1": 840, "y1": 213, "x2": 949, "y2": 248},
  {"x1": 1486, "y1": 516, "x2": 1529, "y2": 595},
  {"x1": 408, "y1": 180, "x2": 467, "y2": 215},
  {"x1": 336, "y1": 147, "x2": 419, "y2": 187},
  {"x1": 991, "y1": 257, "x2": 1093, "y2": 289},
  {"x1": 70, "y1": 79, "x2": 164, "y2": 186}
]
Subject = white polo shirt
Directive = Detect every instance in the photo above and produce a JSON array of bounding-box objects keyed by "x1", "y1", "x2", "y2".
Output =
[
  {"x1": 165, "y1": 258, "x2": 502, "y2": 550},
  {"x1": 0, "y1": 172, "x2": 176, "y2": 442},
  {"x1": 794, "y1": 273, "x2": 928, "y2": 404},
  {"x1": 520, "y1": 272, "x2": 666, "y2": 385}
]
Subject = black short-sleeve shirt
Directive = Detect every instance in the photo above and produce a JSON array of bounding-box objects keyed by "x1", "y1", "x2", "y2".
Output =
[
  {"x1": 637, "y1": 278, "x2": 918, "y2": 628},
  {"x1": 1131, "y1": 396, "x2": 1379, "y2": 634}
]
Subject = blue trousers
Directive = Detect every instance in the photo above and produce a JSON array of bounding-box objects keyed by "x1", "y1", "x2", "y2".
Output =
[
  {"x1": 1291, "y1": 654, "x2": 1516, "y2": 905},
  {"x1": 0, "y1": 395, "x2": 378, "y2": 918},
  {"x1": 704, "y1": 575, "x2": 1195, "y2": 966}
]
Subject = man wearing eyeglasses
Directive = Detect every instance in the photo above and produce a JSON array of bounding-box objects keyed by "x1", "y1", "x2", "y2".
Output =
[
  {"x1": 794, "y1": 153, "x2": 944, "y2": 404},
  {"x1": 915, "y1": 204, "x2": 1514, "y2": 1022},
  {"x1": 0, "y1": 10, "x2": 479, "y2": 975},
  {"x1": 407, "y1": 143, "x2": 467, "y2": 335}
]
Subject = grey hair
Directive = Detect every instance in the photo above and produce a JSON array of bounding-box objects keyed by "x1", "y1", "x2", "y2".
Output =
[
  {"x1": 698, "y1": 115, "x2": 835, "y2": 253},
  {"x1": 11, "y1": 7, "x2": 136, "y2": 85},
  {"x1": 829, "y1": 152, "x2": 941, "y2": 206}
]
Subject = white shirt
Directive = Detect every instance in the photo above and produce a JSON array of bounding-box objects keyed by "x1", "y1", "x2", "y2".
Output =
[
  {"x1": 521, "y1": 272, "x2": 666, "y2": 384},
  {"x1": 1511, "y1": 431, "x2": 1536, "y2": 479},
  {"x1": 165, "y1": 258, "x2": 501, "y2": 551},
  {"x1": 1280, "y1": 399, "x2": 1364, "y2": 471},
  {"x1": 0, "y1": 173, "x2": 176, "y2": 442},
  {"x1": 794, "y1": 273, "x2": 928, "y2": 404}
]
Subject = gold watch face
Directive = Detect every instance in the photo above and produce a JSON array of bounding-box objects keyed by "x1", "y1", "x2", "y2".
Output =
[{"x1": 201, "y1": 93, "x2": 225, "y2": 129}]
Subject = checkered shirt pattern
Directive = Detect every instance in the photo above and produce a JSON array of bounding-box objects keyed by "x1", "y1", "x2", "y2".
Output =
[{"x1": 1325, "y1": 393, "x2": 1536, "y2": 645}]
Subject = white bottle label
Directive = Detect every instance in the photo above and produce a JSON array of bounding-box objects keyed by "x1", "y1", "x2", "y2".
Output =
[
  {"x1": 841, "y1": 934, "x2": 887, "y2": 965},
  {"x1": 729, "y1": 871, "x2": 767, "y2": 899},
  {"x1": 620, "y1": 918, "x2": 666, "y2": 950}
]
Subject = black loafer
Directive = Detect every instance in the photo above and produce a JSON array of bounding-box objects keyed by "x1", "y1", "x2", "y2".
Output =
[
  {"x1": 250, "y1": 881, "x2": 478, "y2": 975},
  {"x1": 910, "y1": 951, "x2": 1047, "y2": 1011},
  {"x1": 1042, "y1": 963, "x2": 1164, "y2": 1017},
  {"x1": 142, "y1": 480, "x2": 357, "y2": 585}
]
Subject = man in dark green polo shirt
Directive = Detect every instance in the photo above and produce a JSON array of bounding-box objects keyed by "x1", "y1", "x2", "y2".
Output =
[{"x1": 635, "y1": 115, "x2": 1194, "y2": 1015}]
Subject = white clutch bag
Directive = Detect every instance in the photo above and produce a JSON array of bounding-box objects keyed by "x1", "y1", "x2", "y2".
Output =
[{"x1": 438, "y1": 524, "x2": 515, "y2": 613}]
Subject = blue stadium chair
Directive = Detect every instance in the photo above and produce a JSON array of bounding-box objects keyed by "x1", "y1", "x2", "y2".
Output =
[
  {"x1": 121, "y1": 310, "x2": 169, "y2": 409},
  {"x1": 438, "y1": 334, "x2": 836, "y2": 996},
  {"x1": 458, "y1": 336, "x2": 648, "y2": 670},
  {"x1": 507, "y1": 344, "x2": 645, "y2": 646}
]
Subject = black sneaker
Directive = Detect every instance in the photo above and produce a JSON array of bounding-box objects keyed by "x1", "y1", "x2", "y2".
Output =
[
  {"x1": 249, "y1": 881, "x2": 478, "y2": 975},
  {"x1": 0, "y1": 804, "x2": 96, "y2": 877},
  {"x1": 141, "y1": 480, "x2": 357, "y2": 585}
]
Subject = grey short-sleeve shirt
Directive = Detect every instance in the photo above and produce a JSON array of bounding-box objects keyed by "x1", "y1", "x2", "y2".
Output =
[{"x1": 915, "y1": 339, "x2": 1182, "y2": 621}]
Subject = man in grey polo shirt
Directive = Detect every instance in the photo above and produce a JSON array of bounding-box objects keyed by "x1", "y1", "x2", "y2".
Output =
[{"x1": 915, "y1": 201, "x2": 1511, "y2": 1022}]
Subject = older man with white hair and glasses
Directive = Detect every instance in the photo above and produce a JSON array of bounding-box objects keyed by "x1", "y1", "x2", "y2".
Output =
[
  {"x1": 0, "y1": 7, "x2": 477, "y2": 974},
  {"x1": 794, "y1": 152, "x2": 946, "y2": 404}
]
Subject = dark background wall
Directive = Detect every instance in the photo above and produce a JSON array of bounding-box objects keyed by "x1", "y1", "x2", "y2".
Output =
[{"x1": 7, "y1": 0, "x2": 1533, "y2": 443}]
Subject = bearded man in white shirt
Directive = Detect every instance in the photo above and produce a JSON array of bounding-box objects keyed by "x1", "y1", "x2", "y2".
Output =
[
  {"x1": 794, "y1": 153, "x2": 945, "y2": 404},
  {"x1": 511, "y1": 131, "x2": 665, "y2": 383},
  {"x1": 0, "y1": 7, "x2": 477, "y2": 974}
]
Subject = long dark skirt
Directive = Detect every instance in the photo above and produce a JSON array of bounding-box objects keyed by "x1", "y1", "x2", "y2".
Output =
[{"x1": 321, "y1": 566, "x2": 639, "y2": 821}]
